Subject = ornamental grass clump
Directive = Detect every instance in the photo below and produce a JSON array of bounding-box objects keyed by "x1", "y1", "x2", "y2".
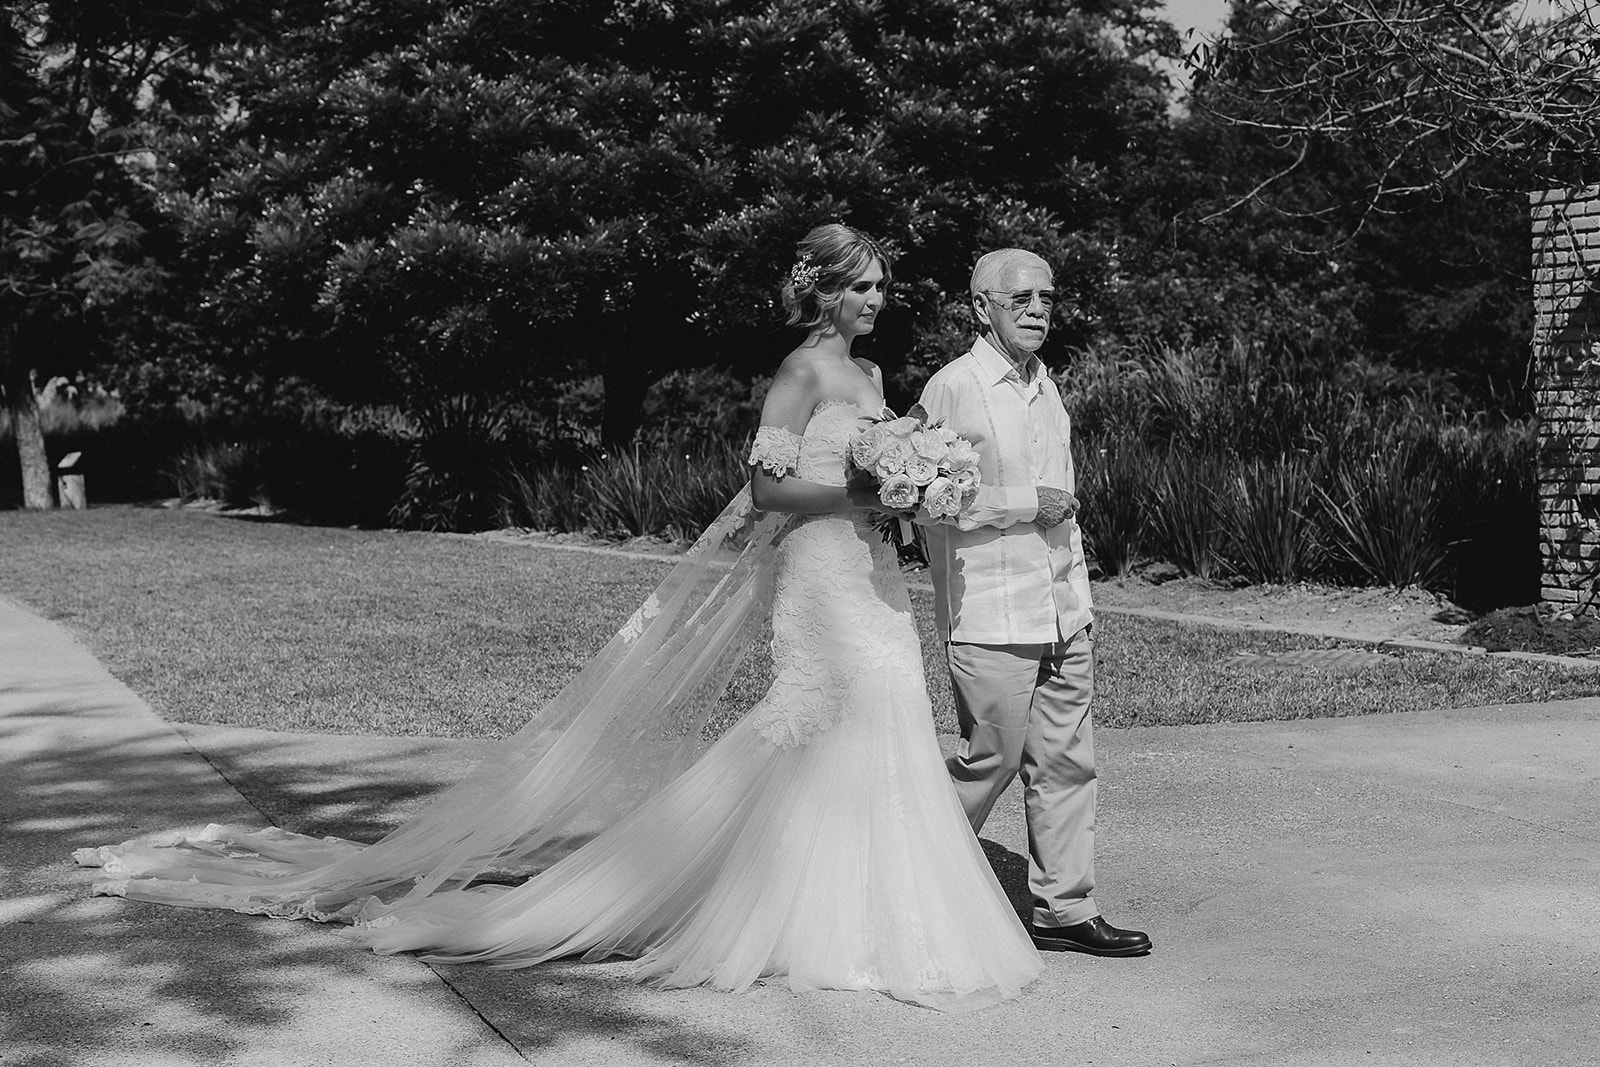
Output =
[
  {"x1": 1147, "y1": 449, "x2": 1231, "y2": 580},
  {"x1": 167, "y1": 441, "x2": 270, "y2": 509},
  {"x1": 1316, "y1": 441, "x2": 1450, "y2": 589},
  {"x1": 1220, "y1": 454, "x2": 1325, "y2": 584},
  {"x1": 1075, "y1": 435, "x2": 1152, "y2": 577},
  {"x1": 659, "y1": 437, "x2": 754, "y2": 538},
  {"x1": 499, "y1": 464, "x2": 587, "y2": 533},
  {"x1": 581, "y1": 443, "x2": 668, "y2": 539}
]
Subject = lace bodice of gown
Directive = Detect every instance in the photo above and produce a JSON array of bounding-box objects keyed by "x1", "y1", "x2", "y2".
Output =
[
  {"x1": 794, "y1": 397, "x2": 881, "y2": 486},
  {"x1": 744, "y1": 399, "x2": 923, "y2": 749}
]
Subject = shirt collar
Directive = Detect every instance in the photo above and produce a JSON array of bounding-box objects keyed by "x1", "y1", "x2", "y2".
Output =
[{"x1": 971, "y1": 335, "x2": 1046, "y2": 386}]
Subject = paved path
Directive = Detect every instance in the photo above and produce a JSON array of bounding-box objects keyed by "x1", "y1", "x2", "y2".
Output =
[{"x1": 3, "y1": 593, "x2": 1598, "y2": 1067}]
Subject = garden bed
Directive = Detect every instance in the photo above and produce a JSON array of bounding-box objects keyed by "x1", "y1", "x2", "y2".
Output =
[{"x1": 1461, "y1": 606, "x2": 1600, "y2": 656}]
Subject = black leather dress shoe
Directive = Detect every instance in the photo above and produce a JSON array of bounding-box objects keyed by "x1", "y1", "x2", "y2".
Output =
[{"x1": 1029, "y1": 915, "x2": 1152, "y2": 957}]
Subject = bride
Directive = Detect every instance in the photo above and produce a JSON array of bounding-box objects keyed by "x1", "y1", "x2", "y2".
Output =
[{"x1": 75, "y1": 223, "x2": 1043, "y2": 1011}]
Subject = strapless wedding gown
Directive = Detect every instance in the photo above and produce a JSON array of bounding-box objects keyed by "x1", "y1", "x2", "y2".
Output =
[{"x1": 77, "y1": 400, "x2": 1042, "y2": 1011}]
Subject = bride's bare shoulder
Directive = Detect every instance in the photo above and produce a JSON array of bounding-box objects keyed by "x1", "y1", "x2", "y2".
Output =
[
  {"x1": 760, "y1": 353, "x2": 824, "y2": 428},
  {"x1": 770, "y1": 349, "x2": 825, "y2": 390}
]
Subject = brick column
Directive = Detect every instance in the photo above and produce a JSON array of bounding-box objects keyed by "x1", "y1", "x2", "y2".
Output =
[{"x1": 1532, "y1": 185, "x2": 1600, "y2": 609}]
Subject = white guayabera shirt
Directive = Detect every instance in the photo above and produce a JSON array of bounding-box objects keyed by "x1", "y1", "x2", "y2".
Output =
[{"x1": 917, "y1": 336, "x2": 1094, "y2": 646}]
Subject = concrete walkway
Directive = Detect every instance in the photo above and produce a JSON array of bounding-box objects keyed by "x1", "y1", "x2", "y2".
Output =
[{"x1": 3, "y1": 593, "x2": 1598, "y2": 1067}]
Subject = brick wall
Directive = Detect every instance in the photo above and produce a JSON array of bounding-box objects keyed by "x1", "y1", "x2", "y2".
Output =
[{"x1": 1532, "y1": 184, "x2": 1600, "y2": 608}]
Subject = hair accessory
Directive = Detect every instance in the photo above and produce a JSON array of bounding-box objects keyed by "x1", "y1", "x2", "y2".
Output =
[{"x1": 788, "y1": 252, "x2": 820, "y2": 290}]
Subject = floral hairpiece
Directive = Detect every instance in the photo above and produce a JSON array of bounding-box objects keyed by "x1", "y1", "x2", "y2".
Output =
[{"x1": 788, "y1": 252, "x2": 821, "y2": 290}]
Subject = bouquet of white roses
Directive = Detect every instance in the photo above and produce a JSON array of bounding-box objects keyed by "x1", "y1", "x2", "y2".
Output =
[{"x1": 847, "y1": 405, "x2": 981, "y2": 543}]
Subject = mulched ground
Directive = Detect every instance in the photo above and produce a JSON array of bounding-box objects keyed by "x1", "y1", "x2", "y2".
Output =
[{"x1": 1462, "y1": 606, "x2": 1600, "y2": 656}]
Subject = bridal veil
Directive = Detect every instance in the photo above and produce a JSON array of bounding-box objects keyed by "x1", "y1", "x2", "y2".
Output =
[{"x1": 76, "y1": 489, "x2": 791, "y2": 924}]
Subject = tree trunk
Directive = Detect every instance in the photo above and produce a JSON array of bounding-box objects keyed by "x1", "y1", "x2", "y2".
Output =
[{"x1": 4, "y1": 360, "x2": 53, "y2": 510}]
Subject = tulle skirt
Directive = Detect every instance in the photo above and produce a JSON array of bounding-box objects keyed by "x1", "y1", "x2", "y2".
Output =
[
  {"x1": 356, "y1": 515, "x2": 1042, "y2": 1010},
  {"x1": 353, "y1": 661, "x2": 1041, "y2": 1010},
  {"x1": 77, "y1": 512, "x2": 1043, "y2": 1011}
]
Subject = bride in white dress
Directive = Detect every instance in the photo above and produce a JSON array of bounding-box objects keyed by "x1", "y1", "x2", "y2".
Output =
[{"x1": 75, "y1": 223, "x2": 1042, "y2": 1011}]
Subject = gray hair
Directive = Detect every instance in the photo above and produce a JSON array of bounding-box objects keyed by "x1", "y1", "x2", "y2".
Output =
[{"x1": 969, "y1": 248, "x2": 1052, "y2": 300}]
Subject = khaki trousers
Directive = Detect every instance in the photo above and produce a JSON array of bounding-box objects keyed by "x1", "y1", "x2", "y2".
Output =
[{"x1": 945, "y1": 627, "x2": 1097, "y2": 927}]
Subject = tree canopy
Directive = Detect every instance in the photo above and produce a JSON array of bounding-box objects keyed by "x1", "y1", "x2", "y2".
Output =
[
  {"x1": 0, "y1": 0, "x2": 233, "y2": 505},
  {"x1": 3, "y1": 0, "x2": 1580, "y2": 515},
  {"x1": 130, "y1": 0, "x2": 1181, "y2": 439}
]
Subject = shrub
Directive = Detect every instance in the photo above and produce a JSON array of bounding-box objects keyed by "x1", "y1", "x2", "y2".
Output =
[
  {"x1": 581, "y1": 443, "x2": 669, "y2": 539},
  {"x1": 639, "y1": 367, "x2": 767, "y2": 446},
  {"x1": 5, "y1": 337, "x2": 1538, "y2": 611},
  {"x1": 498, "y1": 464, "x2": 588, "y2": 533},
  {"x1": 390, "y1": 397, "x2": 514, "y2": 532},
  {"x1": 1220, "y1": 454, "x2": 1324, "y2": 584},
  {"x1": 576, "y1": 438, "x2": 746, "y2": 540},
  {"x1": 1147, "y1": 449, "x2": 1231, "y2": 580},
  {"x1": 1315, "y1": 440, "x2": 1450, "y2": 589},
  {"x1": 163, "y1": 428, "x2": 409, "y2": 527},
  {"x1": 167, "y1": 441, "x2": 270, "y2": 508},
  {"x1": 1060, "y1": 339, "x2": 1539, "y2": 604},
  {"x1": 659, "y1": 437, "x2": 754, "y2": 539},
  {"x1": 1062, "y1": 339, "x2": 1356, "y2": 458},
  {"x1": 1075, "y1": 435, "x2": 1151, "y2": 577}
]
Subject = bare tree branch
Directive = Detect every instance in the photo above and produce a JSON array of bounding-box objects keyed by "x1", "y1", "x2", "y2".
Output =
[
  {"x1": 1197, "y1": 139, "x2": 1313, "y2": 224},
  {"x1": 1193, "y1": 0, "x2": 1600, "y2": 217}
]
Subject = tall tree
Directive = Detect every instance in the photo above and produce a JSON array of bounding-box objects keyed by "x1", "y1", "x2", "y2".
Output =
[
  {"x1": 1, "y1": 8, "x2": 148, "y2": 507},
  {"x1": 149, "y1": 0, "x2": 1180, "y2": 442},
  {"x1": 0, "y1": 1, "x2": 274, "y2": 506}
]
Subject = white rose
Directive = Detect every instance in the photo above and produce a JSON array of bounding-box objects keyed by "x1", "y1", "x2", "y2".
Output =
[
  {"x1": 878, "y1": 473, "x2": 920, "y2": 510},
  {"x1": 849, "y1": 425, "x2": 890, "y2": 471},
  {"x1": 922, "y1": 475, "x2": 964, "y2": 519},
  {"x1": 874, "y1": 438, "x2": 914, "y2": 477},
  {"x1": 910, "y1": 429, "x2": 949, "y2": 466},
  {"x1": 942, "y1": 438, "x2": 979, "y2": 472},
  {"x1": 904, "y1": 455, "x2": 939, "y2": 486}
]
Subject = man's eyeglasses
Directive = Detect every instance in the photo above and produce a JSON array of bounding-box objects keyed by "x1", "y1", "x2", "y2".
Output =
[{"x1": 981, "y1": 289, "x2": 1059, "y2": 312}]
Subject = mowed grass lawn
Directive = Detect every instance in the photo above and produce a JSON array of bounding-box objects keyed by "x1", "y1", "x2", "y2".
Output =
[{"x1": 4, "y1": 506, "x2": 1597, "y2": 739}]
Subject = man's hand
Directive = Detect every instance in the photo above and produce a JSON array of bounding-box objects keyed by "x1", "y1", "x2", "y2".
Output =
[{"x1": 1035, "y1": 487, "x2": 1079, "y2": 529}]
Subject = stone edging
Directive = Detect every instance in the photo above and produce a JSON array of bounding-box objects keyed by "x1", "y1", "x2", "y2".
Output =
[
  {"x1": 1076, "y1": 602, "x2": 1600, "y2": 671},
  {"x1": 476, "y1": 534, "x2": 1600, "y2": 671}
]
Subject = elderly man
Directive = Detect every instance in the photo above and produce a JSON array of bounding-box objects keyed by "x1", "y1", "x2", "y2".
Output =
[{"x1": 916, "y1": 248, "x2": 1151, "y2": 958}]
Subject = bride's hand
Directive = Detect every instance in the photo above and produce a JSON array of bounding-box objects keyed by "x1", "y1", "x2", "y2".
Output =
[{"x1": 847, "y1": 484, "x2": 884, "y2": 511}]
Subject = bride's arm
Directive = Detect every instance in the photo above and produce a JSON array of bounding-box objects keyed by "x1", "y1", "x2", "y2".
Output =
[{"x1": 749, "y1": 361, "x2": 885, "y2": 516}]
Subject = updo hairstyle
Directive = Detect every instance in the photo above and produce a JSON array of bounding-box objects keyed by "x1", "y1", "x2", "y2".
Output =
[{"x1": 779, "y1": 223, "x2": 893, "y2": 329}]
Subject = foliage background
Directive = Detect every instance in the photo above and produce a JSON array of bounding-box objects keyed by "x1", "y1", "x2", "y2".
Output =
[{"x1": 2, "y1": 0, "x2": 1574, "y2": 607}]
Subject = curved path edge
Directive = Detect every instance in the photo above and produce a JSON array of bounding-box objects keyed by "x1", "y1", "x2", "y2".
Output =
[
  {"x1": 473, "y1": 533, "x2": 1599, "y2": 668},
  {"x1": 5, "y1": 592, "x2": 1600, "y2": 1066},
  {"x1": 0, "y1": 593, "x2": 525, "y2": 1067}
]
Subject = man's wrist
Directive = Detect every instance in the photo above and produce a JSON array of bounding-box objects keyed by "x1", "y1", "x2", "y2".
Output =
[{"x1": 1023, "y1": 487, "x2": 1042, "y2": 524}]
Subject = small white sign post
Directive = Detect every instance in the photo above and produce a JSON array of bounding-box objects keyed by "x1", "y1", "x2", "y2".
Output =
[{"x1": 57, "y1": 451, "x2": 86, "y2": 510}]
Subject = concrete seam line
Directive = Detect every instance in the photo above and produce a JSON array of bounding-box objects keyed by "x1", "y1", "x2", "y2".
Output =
[
  {"x1": 172, "y1": 725, "x2": 278, "y2": 826},
  {"x1": 482, "y1": 541, "x2": 1600, "y2": 670},
  {"x1": 428, "y1": 965, "x2": 529, "y2": 1060},
  {"x1": 1401, "y1": 792, "x2": 1600, "y2": 844}
]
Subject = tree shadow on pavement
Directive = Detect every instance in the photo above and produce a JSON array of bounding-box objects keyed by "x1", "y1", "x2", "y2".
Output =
[{"x1": 1, "y1": 686, "x2": 755, "y2": 1067}]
